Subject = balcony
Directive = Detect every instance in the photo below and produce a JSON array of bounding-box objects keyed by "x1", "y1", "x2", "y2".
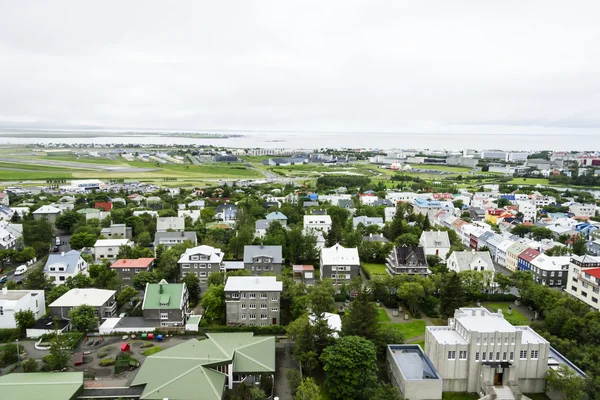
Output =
[{"x1": 104, "y1": 302, "x2": 117, "y2": 317}]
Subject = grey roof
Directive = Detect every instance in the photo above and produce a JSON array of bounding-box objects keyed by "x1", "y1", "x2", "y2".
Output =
[
  {"x1": 266, "y1": 212, "x2": 287, "y2": 220},
  {"x1": 44, "y1": 250, "x2": 83, "y2": 274},
  {"x1": 303, "y1": 201, "x2": 319, "y2": 207},
  {"x1": 420, "y1": 231, "x2": 451, "y2": 248},
  {"x1": 478, "y1": 231, "x2": 495, "y2": 245},
  {"x1": 216, "y1": 203, "x2": 237, "y2": 212},
  {"x1": 243, "y1": 245, "x2": 283, "y2": 263},
  {"x1": 450, "y1": 251, "x2": 494, "y2": 272},
  {"x1": 363, "y1": 234, "x2": 389, "y2": 243},
  {"x1": 338, "y1": 199, "x2": 354, "y2": 208},
  {"x1": 255, "y1": 219, "x2": 271, "y2": 230},
  {"x1": 154, "y1": 231, "x2": 197, "y2": 244},
  {"x1": 372, "y1": 199, "x2": 394, "y2": 207},
  {"x1": 353, "y1": 216, "x2": 384, "y2": 226}
]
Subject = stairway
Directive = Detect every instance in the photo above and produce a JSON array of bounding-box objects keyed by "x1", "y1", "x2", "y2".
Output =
[{"x1": 495, "y1": 386, "x2": 516, "y2": 400}]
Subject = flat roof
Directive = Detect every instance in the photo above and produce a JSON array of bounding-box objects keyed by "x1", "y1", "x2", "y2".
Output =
[
  {"x1": 517, "y1": 326, "x2": 548, "y2": 345},
  {"x1": 455, "y1": 308, "x2": 516, "y2": 333},
  {"x1": 427, "y1": 327, "x2": 469, "y2": 345},
  {"x1": 224, "y1": 276, "x2": 283, "y2": 292},
  {"x1": 388, "y1": 345, "x2": 441, "y2": 380},
  {"x1": 50, "y1": 288, "x2": 115, "y2": 308}
]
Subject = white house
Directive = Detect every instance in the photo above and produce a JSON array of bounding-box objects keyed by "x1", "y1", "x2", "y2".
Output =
[
  {"x1": 156, "y1": 217, "x2": 185, "y2": 232},
  {"x1": 0, "y1": 288, "x2": 45, "y2": 329},
  {"x1": 419, "y1": 231, "x2": 451, "y2": 259},
  {"x1": 384, "y1": 207, "x2": 397, "y2": 222},
  {"x1": 43, "y1": 250, "x2": 88, "y2": 285},
  {"x1": 352, "y1": 216, "x2": 385, "y2": 229},
  {"x1": 178, "y1": 209, "x2": 201, "y2": 223},
  {"x1": 569, "y1": 203, "x2": 597, "y2": 219},
  {"x1": 447, "y1": 251, "x2": 495, "y2": 278},
  {"x1": 94, "y1": 239, "x2": 133, "y2": 262},
  {"x1": 303, "y1": 215, "x2": 332, "y2": 233},
  {"x1": 565, "y1": 255, "x2": 600, "y2": 311}
]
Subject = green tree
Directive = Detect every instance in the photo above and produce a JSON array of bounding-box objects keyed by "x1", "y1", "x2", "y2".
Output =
[
  {"x1": 69, "y1": 304, "x2": 99, "y2": 334},
  {"x1": 47, "y1": 284, "x2": 70, "y2": 304},
  {"x1": 307, "y1": 279, "x2": 335, "y2": 316},
  {"x1": 200, "y1": 284, "x2": 225, "y2": 324},
  {"x1": 65, "y1": 273, "x2": 94, "y2": 288},
  {"x1": 117, "y1": 286, "x2": 138, "y2": 307},
  {"x1": 14, "y1": 310, "x2": 36, "y2": 334},
  {"x1": 395, "y1": 233, "x2": 419, "y2": 247},
  {"x1": 55, "y1": 211, "x2": 83, "y2": 233},
  {"x1": 363, "y1": 383, "x2": 403, "y2": 400},
  {"x1": 320, "y1": 336, "x2": 378, "y2": 400},
  {"x1": 494, "y1": 273, "x2": 513, "y2": 293},
  {"x1": 44, "y1": 332, "x2": 71, "y2": 371},
  {"x1": 69, "y1": 232, "x2": 97, "y2": 250},
  {"x1": 295, "y1": 377, "x2": 322, "y2": 400},
  {"x1": 572, "y1": 234, "x2": 587, "y2": 256},
  {"x1": 342, "y1": 289, "x2": 378, "y2": 339},
  {"x1": 398, "y1": 282, "x2": 425, "y2": 316},
  {"x1": 24, "y1": 267, "x2": 53, "y2": 292},
  {"x1": 181, "y1": 272, "x2": 201, "y2": 303},
  {"x1": 545, "y1": 364, "x2": 586, "y2": 400},
  {"x1": 88, "y1": 264, "x2": 120, "y2": 290},
  {"x1": 137, "y1": 231, "x2": 152, "y2": 248},
  {"x1": 440, "y1": 272, "x2": 466, "y2": 319},
  {"x1": 22, "y1": 358, "x2": 38, "y2": 372},
  {"x1": 132, "y1": 271, "x2": 161, "y2": 291}
]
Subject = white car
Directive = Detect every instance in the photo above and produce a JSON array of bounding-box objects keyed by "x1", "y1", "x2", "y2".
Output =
[{"x1": 14, "y1": 265, "x2": 28, "y2": 276}]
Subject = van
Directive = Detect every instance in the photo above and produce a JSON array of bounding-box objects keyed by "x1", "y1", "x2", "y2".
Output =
[
  {"x1": 14, "y1": 265, "x2": 28, "y2": 276},
  {"x1": 55, "y1": 237, "x2": 61, "y2": 246}
]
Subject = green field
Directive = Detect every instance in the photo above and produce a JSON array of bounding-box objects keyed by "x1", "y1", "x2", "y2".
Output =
[
  {"x1": 508, "y1": 177, "x2": 549, "y2": 185},
  {"x1": 415, "y1": 164, "x2": 473, "y2": 173},
  {"x1": 46, "y1": 154, "x2": 124, "y2": 165},
  {"x1": 483, "y1": 303, "x2": 530, "y2": 325},
  {"x1": 410, "y1": 339, "x2": 425, "y2": 348},
  {"x1": 387, "y1": 321, "x2": 427, "y2": 340},
  {"x1": 377, "y1": 308, "x2": 391, "y2": 322},
  {"x1": 442, "y1": 393, "x2": 480, "y2": 400},
  {"x1": 362, "y1": 263, "x2": 388, "y2": 278}
]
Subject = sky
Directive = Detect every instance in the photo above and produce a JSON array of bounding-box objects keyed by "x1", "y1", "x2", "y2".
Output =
[{"x1": 1, "y1": 1, "x2": 599, "y2": 136}]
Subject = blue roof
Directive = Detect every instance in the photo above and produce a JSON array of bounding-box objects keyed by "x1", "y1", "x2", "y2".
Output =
[
  {"x1": 501, "y1": 195, "x2": 516, "y2": 201},
  {"x1": 414, "y1": 198, "x2": 441, "y2": 207},
  {"x1": 302, "y1": 194, "x2": 319, "y2": 201},
  {"x1": 44, "y1": 250, "x2": 82, "y2": 274}
]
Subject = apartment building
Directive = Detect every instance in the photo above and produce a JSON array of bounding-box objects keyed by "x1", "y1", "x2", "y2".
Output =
[
  {"x1": 386, "y1": 246, "x2": 429, "y2": 276},
  {"x1": 224, "y1": 276, "x2": 282, "y2": 326},
  {"x1": 565, "y1": 255, "x2": 600, "y2": 310},
  {"x1": 505, "y1": 242, "x2": 530, "y2": 272},
  {"x1": 50, "y1": 288, "x2": 117, "y2": 320},
  {"x1": 0, "y1": 288, "x2": 45, "y2": 329},
  {"x1": 528, "y1": 255, "x2": 569, "y2": 287},
  {"x1": 110, "y1": 258, "x2": 155, "y2": 281},
  {"x1": 243, "y1": 245, "x2": 283, "y2": 276},
  {"x1": 320, "y1": 244, "x2": 361, "y2": 283},
  {"x1": 177, "y1": 245, "x2": 225, "y2": 287},
  {"x1": 303, "y1": 215, "x2": 332, "y2": 233}
]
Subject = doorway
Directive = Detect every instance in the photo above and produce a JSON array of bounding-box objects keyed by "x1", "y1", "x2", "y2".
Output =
[{"x1": 494, "y1": 371, "x2": 504, "y2": 386}]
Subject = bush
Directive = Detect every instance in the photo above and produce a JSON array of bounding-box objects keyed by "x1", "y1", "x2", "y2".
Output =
[
  {"x1": 0, "y1": 343, "x2": 19, "y2": 367},
  {"x1": 286, "y1": 368, "x2": 302, "y2": 396},
  {"x1": 100, "y1": 358, "x2": 115, "y2": 366},
  {"x1": 140, "y1": 342, "x2": 154, "y2": 348},
  {"x1": 141, "y1": 346, "x2": 163, "y2": 356},
  {"x1": 22, "y1": 358, "x2": 38, "y2": 372},
  {"x1": 198, "y1": 325, "x2": 287, "y2": 336},
  {"x1": 0, "y1": 329, "x2": 20, "y2": 343},
  {"x1": 97, "y1": 346, "x2": 115, "y2": 359},
  {"x1": 480, "y1": 293, "x2": 518, "y2": 302}
]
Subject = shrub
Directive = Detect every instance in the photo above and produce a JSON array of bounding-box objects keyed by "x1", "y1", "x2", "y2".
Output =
[
  {"x1": 480, "y1": 293, "x2": 518, "y2": 302},
  {"x1": 22, "y1": 358, "x2": 38, "y2": 372},
  {"x1": 141, "y1": 346, "x2": 163, "y2": 357},
  {"x1": 0, "y1": 329, "x2": 20, "y2": 343},
  {"x1": 0, "y1": 343, "x2": 19, "y2": 367},
  {"x1": 198, "y1": 325, "x2": 286, "y2": 335},
  {"x1": 97, "y1": 346, "x2": 115, "y2": 359},
  {"x1": 286, "y1": 368, "x2": 302, "y2": 396},
  {"x1": 100, "y1": 358, "x2": 115, "y2": 366},
  {"x1": 140, "y1": 342, "x2": 154, "y2": 348}
]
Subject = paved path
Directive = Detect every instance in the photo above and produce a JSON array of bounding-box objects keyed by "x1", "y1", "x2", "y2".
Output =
[{"x1": 274, "y1": 340, "x2": 297, "y2": 400}]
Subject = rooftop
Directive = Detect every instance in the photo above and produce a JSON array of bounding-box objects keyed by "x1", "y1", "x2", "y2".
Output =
[
  {"x1": 243, "y1": 245, "x2": 283, "y2": 264},
  {"x1": 225, "y1": 276, "x2": 283, "y2": 292},
  {"x1": 94, "y1": 238, "x2": 131, "y2": 247},
  {"x1": 293, "y1": 265, "x2": 315, "y2": 272},
  {"x1": 321, "y1": 243, "x2": 360, "y2": 266},
  {"x1": 44, "y1": 250, "x2": 83, "y2": 274},
  {"x1": 110, "y1": 258, "x2": 155, "y2": 269},
  {"x1": 0, "y1": 372, "x2": 83, "y2": 400},
  {"x1": 50, "y1": 288, "x2": 115, "y2": 307},
  {"x1": 0, "y1": 289, "x2": 37, "y2": 301},
  {"x1": 142, "y1": 279, "x2": 185, "y2": 310},
  {"x1": 388, "y1": 345, "x2": 441, "y2": 380},
  {"x1": 455, "y1": 308, "x2": 516, "y2": 333}
]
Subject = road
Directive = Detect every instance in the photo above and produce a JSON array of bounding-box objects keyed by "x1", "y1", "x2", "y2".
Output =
[{"x1": 0, "y1": 157, "x2": 158, "y2": 173}]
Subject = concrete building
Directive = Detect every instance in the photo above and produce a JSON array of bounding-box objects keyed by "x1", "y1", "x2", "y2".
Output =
[
  {"x1": 352, "y1": 216, "x2": 385, "y2": 229},
  {"x1": 100, "y1": 223, "x2": 133, "y2": 240},
  {"x1": 517, "y1": 201, "x2": 537, "y2": 223},
  {"x1": 93, "y1": 239, "x2": 133, "y2": 262},
  {"x1": 32, "y1": 205, "x2": 61, "y2": 224},
  {"x1": 386, "y1": 344, "x2": 443, "y2": 400},
  {"x1": 447, "y1": 251, "x2": 495, "y2": 277},
  {"x1": 110, "y1": 258, "x2": 155, "y2": 281},
  {"x1": 292, "y1": 265, "x2": 316, "y2": 286},
  {"x1": 50, "y1": 288, "x2": 117, "y2": 320},
  {"x1": 384, "y1": 207, "x2": 397, "y2": 222},
  {"x1": 303, "y1": 215, "x2": 332, "y2": 233},
  {"x1": 320, "y1": 244, "x2": 361, "y2": 283},
  {"x1": 156, "y1": 216, "x2": 185, "y2": 232},
  {"x1": 425, "y1": 307, "x2": 575, "y2": 396},
  {"x1": 386, "y1": 246, "x2": 429, "y2": 276},
  {"x1": 243, "y1": 245, "x2": 283, "y2": 276},
  {"x1": 565, "y1": 255, "x2": 600, "y2": 310},
  {"x1": 419, "y1": 230, "x2": 451, "y2": 259},
  {"x1": 142, "y1": 279, "x2": 189, "y2": 328},
  {"x1": 43, "y1": 250, "x2": 88, "y2": 285},
  {"x1": 224, "y1": 276, "x2": 282, "y2": 326},
  {"x1": 505, "y1": 242, "x2": 530, "y2": 272},
  {"x1": 178, "y1": 209, "x2": 202, "y2": 223},
  {"x1": 177, "y1": 245, "x2": 225, "y2": 287},
  {"x1": 569, "y1": 203, "x2": 597, "y2": 219},
  {"x1": 529, "y1": 255, "x2": 569, "y2": 287},
  {"x1": 153, "y1": 231, "x2": 197, "y2": 249},
  {"x1": 0, "y1": 288, "x2": 45, "y2": 329}
]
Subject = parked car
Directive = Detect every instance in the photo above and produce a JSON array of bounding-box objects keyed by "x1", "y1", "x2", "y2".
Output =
[
  {"x1": 0, "y1": 276, "x2": 7, "y2": 284},
  {"x1": 14, "y1": 265, "x2": 28, "y2": 276}
]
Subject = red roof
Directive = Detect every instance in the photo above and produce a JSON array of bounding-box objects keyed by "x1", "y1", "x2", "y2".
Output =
[
  {"x1": 94, "y1": 201, "x2": 113, "y2": 211},
  {"x1": 519, "y1": 248, "x2": 541, "y2": 262},
  {"x1": 110, "y1": 258, "x2": 155, "y2": 269},
  {"x1": 583, "y1": 268, "x2": 600, "y2": 279},
  {"x1": 293, "y1": 265, "x2": 314, "y2": 272},
  {"x1": 487, "y1": 209, "x2": 506, "y2": 216}
]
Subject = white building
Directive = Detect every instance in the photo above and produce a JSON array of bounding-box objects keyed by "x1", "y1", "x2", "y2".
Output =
[
  {"x1": 352, "y1": 216, "x2": 384, "y2": 229},
  {"x1": 178, "y1": 209, "x2": 201, "y2": 223},
  {"x1": 569, "y1": 204, "x2": 597, "y2": 219},
  {"x1": 517, "y1": 201, "x2": 537, "y2": 223},
  {"x1": 384, "y1": 207, "x2": 397, "y2": 222},
  {"x1": 156, "y1": 217, "x2": 185, "y2": 232},
  {"x1": 425, "y1": 307, "x2": 576, "y2": 396},
  {"x1": 565, "y1": 255, "x2": 600, "y2": 310},
  {"x1": 0, "y1": 288, "x2": 45, "y2": 329},
  {"x1": 43, "y1": 250, "x2": 88, "y2": 285},
  {"x1": 447, "y1": 251, "x2": 495, "y2": 277},
  {"x1": 303, "y1": 215, "x2": 332, "y2": 233},
  {"x1": 93, "y1": 239, "x2": 133, "y2": 262},
  {"x1": 419, "y1": 231, "x2": 451, "y2": 259}
]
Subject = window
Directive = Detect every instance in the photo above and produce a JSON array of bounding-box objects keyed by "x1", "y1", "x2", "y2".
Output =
[
  {"x1": 200, "y1": 264, "x2": 206, "y2": 268},
  {"x1": 475, "y1": 352, "x2": 480, "y2": 361},
  {"x1": 260, "y1": 293, "x2": 267, "y2": 299},
  {"x1": 483, "y1": 337, "x2": 487, "y2": 345},
  {"x1": 531, "y1": 350, "x2": 538, "y2": 359},
  {"x1": 241, "y1": 304, "x2": 246, "y2": 310},
  {"x1": 271, "y1": 307, "x2": 279, "y2": 312},
  {"x1": 504, "y1": 337, "x2": 508, "y2": 345},
  {"x1": 249, "y1": 304, "x2": 256, "y2": 309},
  {"x1": 496, "y1": 352, "x2": 500, "y2": 361},
  {"x1": 271, "y1": 297, "x2": 279, "y2": 302},
  {"x1": 593, "y1": 297, "x2": 598, "y2": 303},
  {"x1": 594, "y1": 287, "x2": 600, "y2": 294},
  {"x1": 447, "y1": 351, "x2": 456, "y2": 360},
  {"x1": 571, "y1": 285, "x2": 577, "y2": 292},
  {"x1": 161, "y1": 322, "x2": 168, "y2": 327},
  {"x1": 50, "y1": 267, "x2": 55, "y2": 271},
  {"x1": 260, "y1": 304, "x2": 267, "y2": 309},
  {"x1": 510, "y1": 352, "x2": 514, "y2": 361},
  {"x1": 520, "y1": 350, "x2": 527, "y2": 359},
  {"x1": 249, "y1": 314, "x2": 256, "y2": 320},
  {"x1": 249, "y1": 293, "x2": 256, "y2": 299},
  {"x1": 476, "y1": 336, "x2": 480, "y2": 344},
  {"x1": 503, "y1": 352, "x2": 507, "y2": 361},
  {"x1": 459, "y1": 351, "x2": 467, "y2": 360},
  {"x1": 182, "y1": 264, "x2": 190, "y2": 269},
  {"x1": 482, "y1": 352, "x2": 486, "y2": 361},
  {"x1": 232, "y1": 293, "x2": 240, "y2": 299},
  {"x1": 59, "y1": 276, "x2": 66, "y2": 281},
  {"x1": 241, "y1": 293, "x2": 246, "y2": 299},
  {"x1": 582, "y1": 291, "x2": 588, "y2": 297},
  {"x1": 0, "y1": 306, "x2": 3, "y2": 316},
  {"x1": 199, "y1": 272, "x2": 206, "y2": 277},
  {"x1": 260, "y1": 314, "x2": 267, "y2": 320},
  {"x1": 241, "y1": 314, "x2": 246, "y2": 320},
  {"x1": 160, "y1": 313, "x2": 168, "y2": 320}
]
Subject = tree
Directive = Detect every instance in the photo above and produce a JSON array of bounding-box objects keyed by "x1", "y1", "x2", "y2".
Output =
[
  {"x1": 200, "y1": 284, "x2": 225, "y2": 324},
  {"x1": 55, "y1": 211, "x2": 83, "y2": 233},
  {"x1": 117, "y1": 286, "x2": 138, "y2": 307},
  {"x1": 342, "y1": 289, "x2": 379, "y2": 339},
  {"x1": 65, "y1": 273, "x2": 94, "y2": 288},
  {"x1": 440, "y1": 272, "x2": 466, "y2": 319},
  {"x1": 287, "y1": 315, "x2": 333, "y2": 375},
  {"x1": 181, "y1": 272, "x2": 201, "y2": 303},
  {"x1": 132, "y1": 271, "x2": 160, "y2": 291},
  {"x1": 494, "y1": 273, "x2": 513, "y2": 293},
  {"x1": 88, "y1": 264, "x2": 120, "y2": 290},
  {"x1": 497, "y1": 197, "x2": 511, "y2": 207},
  {"x1": 137, "y1": 231, "x2": 152, "y2": 248},
  {"x1": 44, "y1": 331, "x2": 71, "y2": 371},
  {"x1": 395, "y1": 233, "x2": 419, "y2": 247},
  {"x1": 307, "y1": 279, "x2": 335, "y2": 316},
  {"x1": 572, "y1": 234, "x2": 587, "y2": 256},
  {"x1": 295, "y1": 377, "x2": 322, "y2": 400},
  {"x1": 69, "y1": 304, "x2": 99, "y2": 334},
  {"x1": 320, "y1": 336, "x2": 378, "y2": 400},
  {"x1": 47, "y1": 284, "x2": 70, "y2": 304},
  {"x1": 363, "y1": 383, "x2": 403, "y2": 400},
  {"x1": 258, "y1": 373, "x2": 273, "y2": 397},
  {"x1": 14, "y1": 310, "x2": 36, "y2": 334},
  {"x1": 24, "y1": 267, "x2": 53, "y2": 292},
  {"x1": 398, "y1": 282, "x2": 425, "y2": 316},
  {"x1": 546, "y1": 364, "x2": 586, "y2": 400},
  {"x1": 286, "y1": 368, "x2": 302, "y2": 396},
  {"x1": 69, "y1": 232, "x2": 97, "y2": 250}
]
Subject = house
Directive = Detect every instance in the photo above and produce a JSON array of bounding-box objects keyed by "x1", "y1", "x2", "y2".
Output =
[
  {"x1": 384, "y1": 207, "x2": 397, "y2": 222},
  {"x1": 32, "y1": 205, "x2": 61, "y2": 224},
  {"x1": 224, "y1": 276, "x2": 282, "y2": 326},
  {"x1": 0, "y1": 288, "x2": 45, "y2": 329},
  {"x1": 255, "y1": 219, "x2": 287, "y2": 238},
  {"x1": 44, "y1": 250, "x2": 89, "y2": 285},
  {"x1": 419, "y1": 231, "x2": 451, "y2": 259},
  {"x1": 338, "y1": 199, "x2": 355, "y2": 211},
  {"x1": 386, "y1": 344, "x2": 443, "y2": 400},
  {"x1": 320, "y1": 244, "x2": 361, "y2": 283},
  {"x1": 485, "y1": 209, "x2": 513, "y2": 225},
  {"x1": 243, "y1": 245, "x2": 283, "y2": 276},
  {"x1": 153, "y1": 231, "x2": 198, "y2": 249},
  {"x1": 215, "y1": 203, "x2": 238, "y2": 221},
  {"x1": 309, "y1": 312, "x2": 342, "y2": 339},
  {"x1": 156, "y1": 216, "x2": 185, "y2": 232},
  {"x1": 127, "y1": 193, "x2": 146, "y2": 203},
  {"x1": 529, "y1": 255, "x2": 569, "y2": 287},
  {"x1": 177, "y1": 245, "x2": 225, "y2": 287},
  {"x1": 265, "y1": 211, "x2": 287, "y2": 221},
  {"x1": 565, "y1": 255, "x2": 600, "y2": 311},
  {"x1": 517, "y1": 248, "x2": 541, "y2": 271},
  {"x1": 303, "y1": 215, "x2": 332, "y2": 233},
  {"x1": 50, "y1": 288, "x2": 117, "y2": 320},
  {"x1": 178, "y1": 209, "x2": 201, "y2": 222},
  {"x1": 142, "y1": 279, "x2": 189, "y2": 327},
  {"x1": 130, "y1": 333, "x2": 275, "y2": 398},
  {"x1": 110, "y1": 258, "x2": 155, "y2": 281},
  {"x1": 386, "y1": 246, "x2": 429, "y2": 276},
  {"x1": 187, "y1": 199, "x2": 206, "y2": 209},
  {"x1": 413, "y1": 198, "x2": 442, "y2": 217},
  {"x1": 505, "y1": 242, "x2": 530, "y2": 272},
  {"x1": 425, "y1": 307, "x2": 585, "y2": 396},
  {"x1": 569, "y1": 203, "x2": 596, "y2": 219},
  {"x1": 100, "y1": 223, "x2": 133, "y2": 240},
  {"x1": 77, "y1": 208, "x2": 109, "y2": 221},
  {"x1": 0, "y1": 372, "x2": 84, "y2": 400},
  {"x1": 93, "y1": 238, "x2": 133, "y2": 262},
  {"x1": 0, "y1": 224, "x2": 17, "y2": 250},
  {"x1": 353, "y1": 216, "x2": 384, "y2": 229},
  {"x1": 132, "y1": 210, "x2": 159, "y2": 218},
  {"x1": 447, "y1": 251, "x2": 495, "y2": 279},
  {"x1": 0, "y1": 192, "x2": 8, "y2": 206},
  {"x1": 94, "y1": 201, "x2": 113, "y2": 211},
  {"x1": 362, "y1": 233, "x2": 390, "y2": 243},
  {"x1": 293, "y1": 265, "x2": 316, "y2": 286}
]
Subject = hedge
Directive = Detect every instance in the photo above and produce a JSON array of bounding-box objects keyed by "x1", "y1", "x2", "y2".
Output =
[
  {"x1": 479, "y1": 293, "x2": 518, "y2": 302},
  {"x1": 0, "y1": 329, "x2": 20, "y2": 342},
  {"x1": 197, "y1": 325, "x2": 287, "y2": 335}
]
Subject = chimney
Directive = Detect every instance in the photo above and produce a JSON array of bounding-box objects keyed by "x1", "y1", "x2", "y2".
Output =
[
  {"x1": 61, "y1": 251, "x2": 65, "y2": 257},
  {"x1": 471, "y1": 309, "x2": 476, "y2": 316},
  {"x1": 159, "y1": 282, "x2": 164, "y2": 294}
]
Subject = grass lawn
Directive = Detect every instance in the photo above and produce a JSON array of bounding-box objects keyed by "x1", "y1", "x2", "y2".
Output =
[
  {"x1": 387, "y1": 320, "x2": 427, "y2": 341},
  {"x1": 377, "y1": 308, "x2": 391, "y2": 322},
  {"x1": 415, "y1": 164, "x2": 473, "y2": 173},
  {"x1": 523, "y1": 394, "x2": 551, "y2": 400},
  {"x1": 442, "y1": 393, "x2": 480, "y2": 400},
  {"x1": 141, "y1": 346, "x2": 163, "y2": 356},
  {"x1": 0, "y1": 169, "x2": 73, "y2": 180},
  {"x1": 410, "y1": 339, "x2": 425, "y2": 348},
  {"x1": 508, "y1": 177, "x2": 549, "y2": 185},
  {"x1": 362, "y1": 263, "x2": 388, "y2": 278},
  {"x1": 483, "y1": 303, "x2": 530, "y2": 325}
]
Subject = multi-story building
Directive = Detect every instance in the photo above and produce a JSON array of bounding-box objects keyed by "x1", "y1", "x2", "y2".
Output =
[
  {"x1": 447, "y1": 251, "x2": 495, "y2": 278},
  {"x1": 386, "y1": 246, "x2": 429, "y2": 276},
  {"x1": 517, "y1": 248, "x2": 541, "y2": 271},
  {"x1": 529, "y1": 255, "x2": 569, "y2": 287},
  {"x1": 495, "y1": 239, "x2": 515, "y2": 267},
  {"x1": 224, "y1": 276, "x2": 282, "y2": 326},
  {"x1": 0, "y1": 288, "x2": 45, "y2": 329},
  {"x1": 50, "y1": 288, "x2": 117, "y2": 320},
  {"x1": 505, "y1": 242, "x2": 530, "y2": 272},
  {"x1": 93, "y1": 239, "x2": 133, "y2": 262},
  {"x1": 517, "y1": 201, "x2": 537, "y2": 223},
  {"x1": 320, "y1": 244, "x2": 361, "y2": 283},
  {"x1": 177, "y1": 245, "x2": 225, "y2": 287},
  {"x1": 565, "y1": 255, "x2": 600, "y2": 310},
  {"x1": 153, "y1": 231, "x2": 197, "y2": 249},
  {"x1": 43, "y1": 250, "x2": 89, "y2": 285},
  {"x1": 425, "y1": 307, "x2": 584, "y2": 396},
  {"x1": 110, "y1": 258, "x2": 155, "y2": 281},
  {"x1": 243, "y1": 245, "x2": 283, "y2": 276},
  {"x1": 419, "y1": 231, "x2": 451, "y2": 259},
  {"x1": 303, "y1": 215, "x2": 332, "y2": 233},
  {"x1": 100, "y1": 223, "x2": 133, "y2": 240},
  {"x1": 32, "y1": 205, "x2": 61, "y2": 224},
  {"x1": 352, "y1": 216, "x2": 385, "y2": 229},
  {"x1": 569, "y1": 203, "x2": 597, "y2": 219},
  {"x1": 156, "y1": 217, "x2": 185, "y2": 232},
  {"x1": 142, "y1": 279, "x2": 189, "y2": 328}
]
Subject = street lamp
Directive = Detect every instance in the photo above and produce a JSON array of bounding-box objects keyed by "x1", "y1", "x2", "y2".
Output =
[{"x1": 15, "y1": 338, "x2": 19, "y2": 367}]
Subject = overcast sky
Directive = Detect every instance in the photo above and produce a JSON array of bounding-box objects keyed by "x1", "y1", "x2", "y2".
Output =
[{"x1": 1, "y1": 1, "x2": 599, "y2": 135}]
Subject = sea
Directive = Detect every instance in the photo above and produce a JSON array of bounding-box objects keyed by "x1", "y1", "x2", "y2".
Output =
[{"x1": 0, "y1": 129, "x2": 599, "y2": 151}]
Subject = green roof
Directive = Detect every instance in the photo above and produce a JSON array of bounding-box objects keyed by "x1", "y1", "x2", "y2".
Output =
[
  {"x1": 76, "y1": 208, "x2": 99, "y2": 214},
  {"x1": 187, "y1": 315, "x2": 202, "y2": 325},
  {"x1": 131, "y1": 333, "x2": 275, "y2": 400},
  {"x1": 0, "y1": 372, "x2": 83, "y2": 400},
  {"x1": 142, "y1": 279, "x2": 184, "y2": 310}
]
